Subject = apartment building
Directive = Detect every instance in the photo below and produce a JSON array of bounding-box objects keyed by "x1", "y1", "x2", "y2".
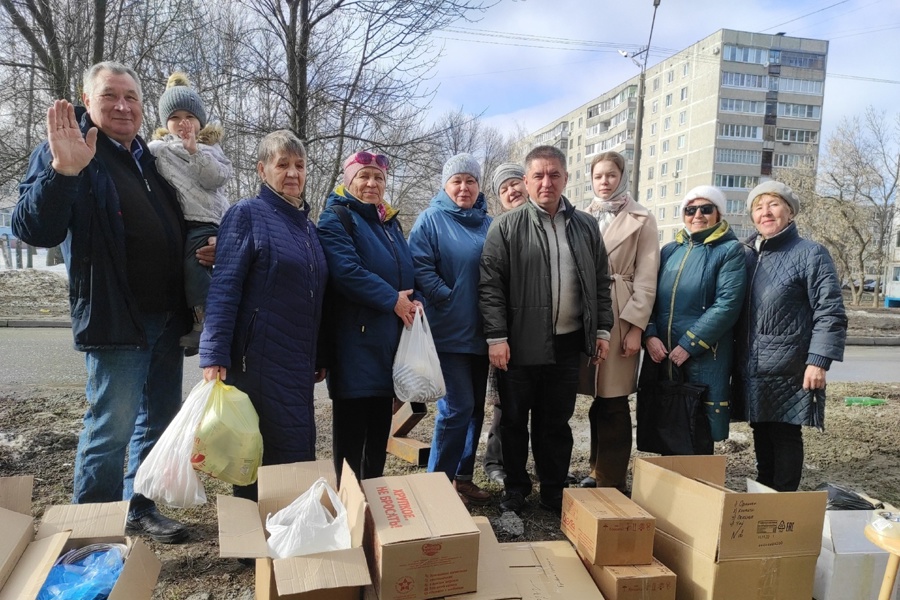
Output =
[{"x1": 528, "y1": 29, "x2": 828, "y2": 244}]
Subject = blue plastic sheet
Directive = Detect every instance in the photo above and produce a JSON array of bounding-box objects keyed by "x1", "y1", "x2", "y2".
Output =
[{"x1": 37, "y1": 547, "x2": 124, "y2": 600}]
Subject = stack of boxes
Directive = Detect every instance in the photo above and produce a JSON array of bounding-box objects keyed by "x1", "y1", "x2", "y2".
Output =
[
  {"x1": 630, "y1": 455, "x2": 828, "y2": 600},
  {"x1": 561, "y1": 487, "x2": 676, "y2": 599}
]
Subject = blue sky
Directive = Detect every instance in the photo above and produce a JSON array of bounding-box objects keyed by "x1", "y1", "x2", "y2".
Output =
[{"x1": 426, "y1": 0, "x2": 900, "y2": 142}]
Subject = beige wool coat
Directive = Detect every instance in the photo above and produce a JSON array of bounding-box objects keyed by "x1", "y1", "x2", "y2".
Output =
[{"x1": 579, "y1": 196, "x2": 659, "y2": 398}]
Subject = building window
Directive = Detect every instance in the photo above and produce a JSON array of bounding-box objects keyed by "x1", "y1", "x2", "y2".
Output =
[
  {"x1": 675, "y1": 158, "x2": 684, "y2": 172},
  {"x1": 726, "y1": 199, "x2": 744, "y2": 214},
  {"x1": 774, "y1": 153, "x2": 816, "y2": 168},
  {"x1": 780, "y1": 50, "x2": 826, "y2": 70},
  {"x1": 680, "y1": 87, "x2": 688, "y2": 101},
  {"x1": 720, "y1": 98, "x2": 765, "y2": 114},
  {"x1": 674, "y1": 182, "x2": 683, "y2": 196},
  {"x1": 659, "y1": 206, "x2": 666, "y2": 219},
  {"x1": 660, "y1": 163, "x2": 668, "y2": 176},
  {"x1": 653, "y1": 77, "x2": 660, "y2": 91},
  {"x1": 777, "y1": 103, "x2": 822, "y2": 119},
  {"x1": 575, "y1": 170, "x2": 581, "y2": 181},
  {"x1": 723, "y1": 44, "x2": 768, "y2": 65},
  {"x1": 778, "y1": 77, "x2": 824, "y2": 95},
  {"x1": 776, "y1": 128, "x2": 819, "y2": 143},
  {"x1": 682, "y1": 63, "x2": 690, "y2": 77},
  {"x1": 578, "y1": 117, "x2": 583, "y2": 127},
  {"x1": 893, "y1": 266, "x2": 900, "y2": 281},
  {"x1": 679, "y1": 110, "x2": 687, "y2": 125},
  {"x1": 667, "y1": 70, "x2": 674, "y2": 83},
  {"x1": 652, "y1": 100, "x2": 659, "y2": 114},
  {"x1": 649, "y1": 145, "x2": 656, "y2": 157},
  {"x1": 721, "y1": 72, "x2": 768, "y2": 89},
  {"x1": 715, "y1": 174, "x2": 759, "y2": 190},
  {"x1": 648, "y1": 167, "x2": 655, "y2": 180},
  {"x1": 658, "y1": 229, "x2": 664, "y2": 242},
  {"x1": 662, "y1": 140, "x2": 670, "y2": 153},
  {"x1": 719, "y1": 123, "x2": 762, "y2": 140},
  {"x1": 647, "y1": 188, "x2": 654, "y2": 201},
  {"x1": 665, "y1": 94, "x2": 673, "y2": 107},
  {"x1": 659, "y1": 186, "x2": 667, "y2": 200},
  {"x1": 664, "y1": 117, "x2": 671, "y2": 131},
  {"x1": 677, "y1": 135, "x2": 685, "y2": 149},
  {"x1": 716, "y1": 148, "x2": 762, "y2": 164},
  {"x1": 650, "y1": 123, "x2": 657, "y2": 135}
]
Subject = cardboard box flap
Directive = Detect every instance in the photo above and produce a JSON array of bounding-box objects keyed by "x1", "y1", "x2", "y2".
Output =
[
  {"x1": 826, "y1": 510, "x2": 889, "y2": 554},
  {"x1": 272, "y1": 547, "x2": 371, "y2": 595},
  {"x1": 217, "y1": 494, "x2": 269, "y2": 558},
  {"x1": 339, "y1": 461, "x2": 366, "y2": 548},
  {"x1": 257, "y1": 461, "x2": 337, "y2": 519},
  {"x1": 109, "y1": 538, "x2": 162, "y2": 600},
  {"x1": 0, "y1": 532, "x2": 69, "y2": 600},
  {"x1": 503, "y1": 541, "x2": 606, "y2": 599},
  {"x1": 363, "y1": 472, "x2": 477, "y2": 545},
  {"x1": 0, "y1": 476, "x2": 33, "y2": 515},
  {"x1": 0, "y1": 507, "x2": 36, "y2": 593},
  {"x1": 638, "y1": 455, "x2": 726, "y2": 486},
  {"x1": 36, "y1": 501, "x2": 129, "y2": 542},
  {"x1": 450, "y1": 517, "x2": 518, "y2": 600}
]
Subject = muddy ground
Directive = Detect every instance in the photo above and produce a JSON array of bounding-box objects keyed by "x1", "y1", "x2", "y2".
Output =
[{"x1": 1, "y1": 269, "x2": 899, "y2": 599}]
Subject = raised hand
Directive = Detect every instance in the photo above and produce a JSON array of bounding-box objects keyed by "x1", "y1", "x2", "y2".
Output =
[
  {"x1": 47, "y1": 100, "x2": 96, "y2": 176},
  {"x1": 178, "y1": 118, "x2": 198, "y2": 155}
]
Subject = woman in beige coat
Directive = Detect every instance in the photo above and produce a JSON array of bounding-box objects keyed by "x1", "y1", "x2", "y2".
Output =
[{"x1": 579, "y1": 151, "x2": 659, "y2": 490}]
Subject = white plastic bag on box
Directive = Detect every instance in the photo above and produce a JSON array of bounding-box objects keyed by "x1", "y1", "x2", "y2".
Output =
[
  {"x1": 134, "y1": 379, "x2": 212, "y2": 508},
  {"x1": 392, "y1": 306, "x2": 445, "y2": 402},
  {"x1": 266, "y1": 477, "x2": 351, "y2": 559}
]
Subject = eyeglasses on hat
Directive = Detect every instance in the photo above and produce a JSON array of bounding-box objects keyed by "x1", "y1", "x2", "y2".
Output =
[{"x1": 349, "y1": 151, "x2": 390, "y2": 171}]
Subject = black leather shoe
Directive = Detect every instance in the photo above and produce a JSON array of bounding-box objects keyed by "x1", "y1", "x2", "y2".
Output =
[
  {"x1": 500, "y1": 491, "x2": 527, "y2": 513},
  {"x1": 539, "y1": 494, "x2": 563, "y2": 516},
  {"x1": 564, "y1": 472, "x2": 578, "y2": 486},
  {"x1": 579, "y1": 476, "x2": 597, "y2": 488},
  {"x1": 126, "y1": 507, "x2": 188, "y2": 544}
]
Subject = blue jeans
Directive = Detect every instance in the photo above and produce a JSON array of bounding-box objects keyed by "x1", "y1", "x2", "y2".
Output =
[
  {"x1": 428, "y1": 353, "x2": 489, "y2": 481},
  {"x1": 73, "y1": 311, "x2": 185, "y2": 518}
]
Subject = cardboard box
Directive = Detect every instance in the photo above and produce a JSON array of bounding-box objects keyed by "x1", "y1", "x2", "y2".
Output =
[
  {"x1": 217, "y1": 460, "x2": 371, "y2": 600},
  {"x1": 813, "y1": 509, "x2": 900, "y2": 600},
  {"x1": 363, "y1": 517, "x2": 519, "y2": 600},
  {"x1": 561, "y1": 487, "x2": 655, "y2": 566},
  {"x1": 654, "y1": 528, "x2": 818, "y2": 600},
  {"x1": 362, "y1": 472, "x2": 480, "y2": 600},
  {"x1": 582, "y1": 557, "x2": 676, "y2": 600},
  {"x1": 631, "y1": 456, "x2": 826, "y2": 561},
  {"x1": 0, "y1": 475, "x2": 160, "y2": 600},
  {"x1": 500, "y1": 540, "x2": 606, "y2": 599}
]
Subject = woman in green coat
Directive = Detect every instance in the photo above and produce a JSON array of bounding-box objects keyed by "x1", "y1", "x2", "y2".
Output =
[{"x1": 643, "y1": 185, "x2": 747, "y2": 446}]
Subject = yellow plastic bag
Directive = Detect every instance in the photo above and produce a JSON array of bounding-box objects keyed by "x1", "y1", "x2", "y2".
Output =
[{"x1": 191, "y1": 380, "x2": 263, "y2": 486}]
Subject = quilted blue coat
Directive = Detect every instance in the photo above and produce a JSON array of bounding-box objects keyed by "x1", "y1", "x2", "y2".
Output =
[
  {"x1": 200, "y1": 184, "x2": 328, "y2": 464},
  {"x1": 645, "y1": 221, "x2": 747, "y2": 440},
  {"x1": 732, "y1": 222, "x2": 847, "y2": 428},
  {"x1": 317, "y1": 186, "x2": 417, "y2": 400}
]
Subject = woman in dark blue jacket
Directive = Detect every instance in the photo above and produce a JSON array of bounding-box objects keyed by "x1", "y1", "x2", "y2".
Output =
[
  {"x1": 200, "y1": 130, "x2": 328, "y2": 501},
  {"x1": 409, "y1": 153, "x2": 492, "y2": 505},
  {"x1": 318, "y1": 151, "x2": 420, "y2": 484},
  {"x1": 644, "y1": 186, "x2": 747, "y2": 450},
  {"x1": 733, "y1": 181, "x2": 846, "y2": 491}
]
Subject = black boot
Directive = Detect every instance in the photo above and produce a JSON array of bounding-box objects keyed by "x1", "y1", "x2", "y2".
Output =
[{"x1": 181, "y1": 305, "x2": 204, "y2": 356}]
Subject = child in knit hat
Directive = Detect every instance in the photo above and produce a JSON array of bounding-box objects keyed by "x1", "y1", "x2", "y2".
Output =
[{"x1": 148, "y1": 72, "x2": 233, "y2": 354}]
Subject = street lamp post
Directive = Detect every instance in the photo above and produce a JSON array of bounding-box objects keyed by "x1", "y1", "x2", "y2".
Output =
[{"x1": 627, "y1": 0, "x2": 661, "y2": 201}]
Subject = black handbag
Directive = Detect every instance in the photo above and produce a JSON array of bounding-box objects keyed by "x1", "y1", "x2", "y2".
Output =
[{"x1": 636, "y1": 354, "x2": 714, "y2": 455}]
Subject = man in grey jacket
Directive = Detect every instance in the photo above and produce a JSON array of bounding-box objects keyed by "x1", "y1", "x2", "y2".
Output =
[{"x1": 479, "y1": 144, "x2": 613, "y2": 514}]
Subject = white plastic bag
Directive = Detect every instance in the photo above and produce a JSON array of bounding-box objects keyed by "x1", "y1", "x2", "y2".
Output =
[
  {"x1": 133, "y1": 379, "x2": 212, "y2": 508},
  {"x1": 265, "y1": 477, "x2": 351, "y2": 559},
  {"x1": 392, "y1": 306, "x2": 445, "y2": 402}
]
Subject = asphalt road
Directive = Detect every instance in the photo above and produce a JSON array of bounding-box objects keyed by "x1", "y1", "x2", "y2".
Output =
[{"x1": 0, "y1": 329, "x2": 897, "y2": 393}]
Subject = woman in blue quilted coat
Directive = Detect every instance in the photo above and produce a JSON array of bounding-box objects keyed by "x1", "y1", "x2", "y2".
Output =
[
  {"x1": 733, "y1": 181, "x2": 847, "y2": 491},
  {"x1": 643, "y1": 185, "x2": 747, "y2": 451},
  {"x1": 200, "y1": 130, "x2": 328, "y2": 501},
  {"x1": 318, "y1": 151, "x2": 421, "y2": 485}
]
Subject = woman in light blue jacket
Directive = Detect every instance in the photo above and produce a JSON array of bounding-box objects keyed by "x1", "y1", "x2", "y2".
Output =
[{"x1": 409, "y1": 153, "x2": 492, "y2": 505}]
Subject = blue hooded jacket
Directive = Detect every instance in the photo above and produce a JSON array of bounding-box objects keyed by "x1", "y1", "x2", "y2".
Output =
[
  {"x1": 409, "y1": 191, "x2": 491, "y2": 354},
  {"x1": 317, "y1": 186, "x2": 418, "y2": 399}
]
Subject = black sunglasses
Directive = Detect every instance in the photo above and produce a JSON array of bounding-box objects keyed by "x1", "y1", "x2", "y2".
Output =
[{"x1": 684, "y1": 204, "x2": 717, "y2": 216}]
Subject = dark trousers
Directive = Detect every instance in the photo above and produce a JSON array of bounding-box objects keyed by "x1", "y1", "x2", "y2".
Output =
[
  {"x1": 332, "y1": 396, "x2": 394, "y2": 486},
  {"x1": 483, "y1": 404, "x2": 503, "y2": 472},
  {"x1": 184, "y1": 222, "x2": 218, "y2": 308},
  {"x1": 500, "y1": 331, "x2": 581, "y2": 503},
  {"x1": 587, "y1": 395, "x2": 632, "y2": 490},
  {"x1": 751, "y1": 421, "x2": 804, "y2": 491}
]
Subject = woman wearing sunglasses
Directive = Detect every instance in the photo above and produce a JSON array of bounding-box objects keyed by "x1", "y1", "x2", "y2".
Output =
[
  {"x1": 642, "y1": 185, "x2": 747, "y2": 451},
  {"x1": 578, "y1": 151, "x2": 659, "y2": 491},
  {"x1": 317, "y1": 150, "x2": 421, "y2": 484}
]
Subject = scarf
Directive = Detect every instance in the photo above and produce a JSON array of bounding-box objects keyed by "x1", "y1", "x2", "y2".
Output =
[{"x1": 585, "y1": 163, "x2": 630, "y2": 234}]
